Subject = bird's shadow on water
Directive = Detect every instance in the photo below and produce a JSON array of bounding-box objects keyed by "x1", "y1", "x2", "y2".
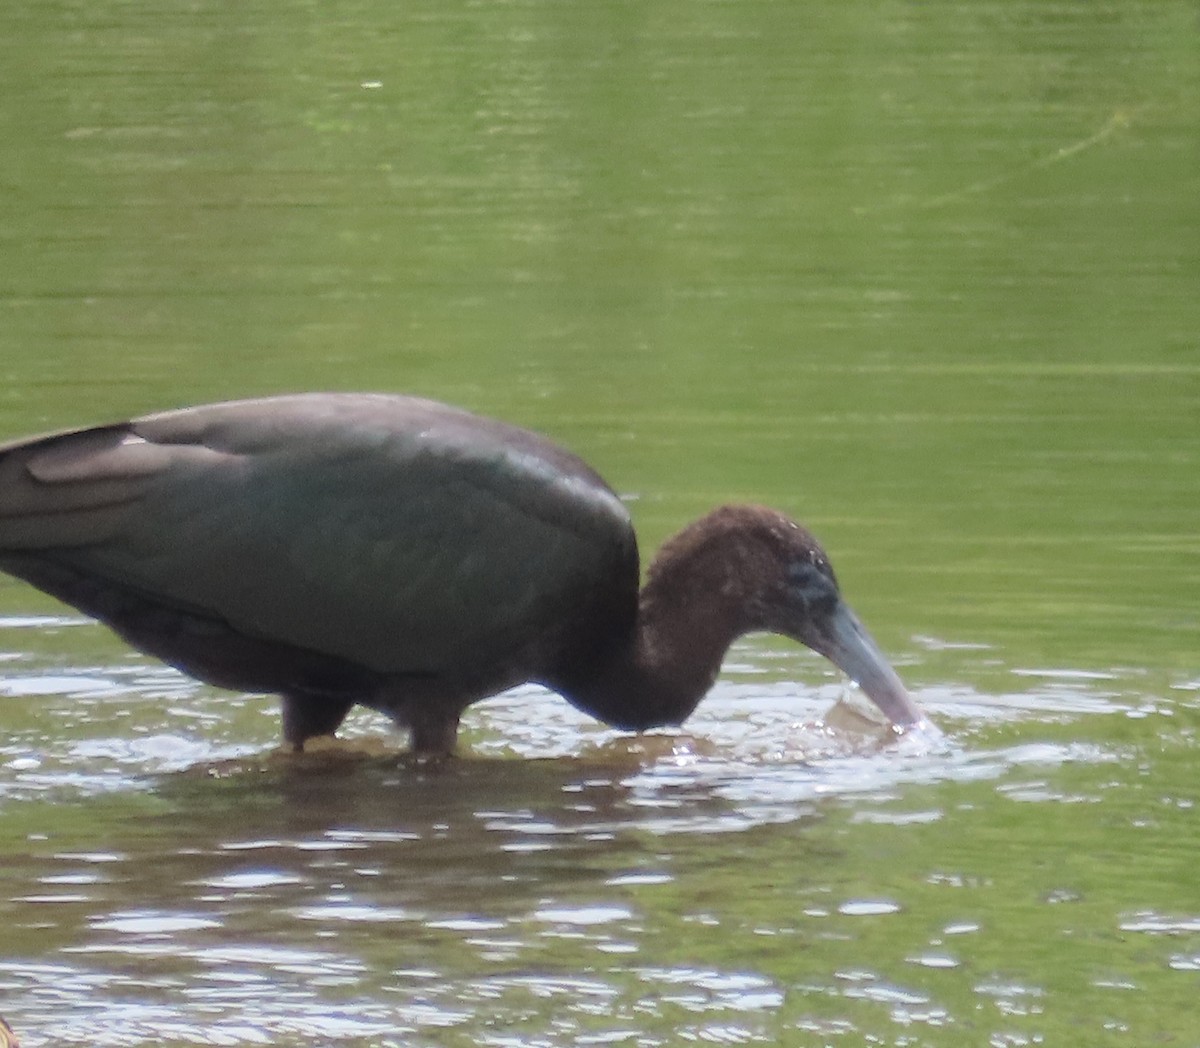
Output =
[
  {"x1": 90, "y1": 741, "x2": 799, "y2": 922},
  {"x1": 148, "y1": 704, "x2": 945, "y2": 856},
  {"x1": 161, "y1": 738, "x2": 770, "y2": 842}
]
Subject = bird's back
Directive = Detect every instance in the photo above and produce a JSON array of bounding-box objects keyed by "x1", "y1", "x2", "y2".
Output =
[{"x1": 0, "y1": 394, "x2": 640, "y2": 693}]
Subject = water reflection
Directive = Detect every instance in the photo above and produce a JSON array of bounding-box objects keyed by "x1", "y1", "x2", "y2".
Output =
[
  {"x1": 0, "y1": 627, "x2": 1136, "y2": 819},
  {"x1": 1, "y1": 0, "x2": 1195, "y2": 1035},
  {"x1": 1, "y1": 619, "x2": 1194, "y2": 1045},
  {"x1": 0, "y1": 609, "x2": 1164, "y2": 826}
]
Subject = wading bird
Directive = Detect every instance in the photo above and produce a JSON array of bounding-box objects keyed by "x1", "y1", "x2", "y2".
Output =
[{"x1": 0, "y1": 394, "x2": 932, "y2": 754}]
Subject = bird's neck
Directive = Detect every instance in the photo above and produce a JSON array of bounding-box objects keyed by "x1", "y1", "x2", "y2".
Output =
[{"x1": 560, "y1": 532, "x2": 753, "y2": 730}]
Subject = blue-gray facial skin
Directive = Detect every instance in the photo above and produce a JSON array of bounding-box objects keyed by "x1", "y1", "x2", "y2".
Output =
[
  {"x1": 783, "y1": 556, "x2": 932, "y2": 733},
  {"x1": 786, "y1": 557, "x2": 841, "y2": 617}
]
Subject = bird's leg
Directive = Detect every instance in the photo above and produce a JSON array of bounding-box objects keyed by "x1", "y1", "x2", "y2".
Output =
[
  {"x1": 280, "y1": 693, "x2": 354, "y2": 752},
  {"x1": 369, "y1": 678, "x2": 467, "y2": 756},
  {"x1": 408, "y1": 711, "x2": 461, "y2": 757}
]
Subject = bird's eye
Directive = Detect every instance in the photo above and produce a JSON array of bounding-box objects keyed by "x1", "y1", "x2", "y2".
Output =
[{"x1": 786, "y1": 561, "x2": 838, "y2": 612}]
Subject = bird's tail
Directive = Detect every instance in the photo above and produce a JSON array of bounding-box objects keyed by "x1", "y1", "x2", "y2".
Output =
[{"x1": 0, "y1": 423, "x2": 156, "y2": 551}]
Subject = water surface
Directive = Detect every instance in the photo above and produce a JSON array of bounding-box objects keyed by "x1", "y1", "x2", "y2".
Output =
[{"x1": 1, "y1": 0, "x2": 1197, "y2": 1045}]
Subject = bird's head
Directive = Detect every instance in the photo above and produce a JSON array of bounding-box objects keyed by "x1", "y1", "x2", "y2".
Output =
[{"x1": 691, "y1": 505, "x2": 933, "y2": 732}]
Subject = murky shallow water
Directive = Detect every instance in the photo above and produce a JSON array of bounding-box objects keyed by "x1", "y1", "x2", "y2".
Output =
[
  {"x1": 3, "y1": 617, "x2": 1197, "y2": 1047},
  {"x1": 2, "y1": 0, "x2": 1197, "y2": 1041}
]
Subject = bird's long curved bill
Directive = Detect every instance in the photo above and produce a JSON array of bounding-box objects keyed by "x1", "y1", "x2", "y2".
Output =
[{"x1": 817, "y1": 602, "x2": 929, "y2": 729}]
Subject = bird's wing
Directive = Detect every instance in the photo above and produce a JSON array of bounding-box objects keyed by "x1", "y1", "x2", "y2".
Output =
[{"x1": 0, "y1": 394, "x2": 636, "y2": 674}]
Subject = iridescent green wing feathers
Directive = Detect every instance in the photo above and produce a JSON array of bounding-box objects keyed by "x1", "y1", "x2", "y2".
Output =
[{"x1": 0, "y1": 394, "x2": 636, "y2": 675}]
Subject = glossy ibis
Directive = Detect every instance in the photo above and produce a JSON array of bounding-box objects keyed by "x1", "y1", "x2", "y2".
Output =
[{"x1": 0, "y1": 394, "x2": 931, "y2": 753}]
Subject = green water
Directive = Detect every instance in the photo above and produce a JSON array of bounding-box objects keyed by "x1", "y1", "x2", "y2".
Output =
[{"x1": 1, "y1": 1, "x2": 1198, "y2": 1045}]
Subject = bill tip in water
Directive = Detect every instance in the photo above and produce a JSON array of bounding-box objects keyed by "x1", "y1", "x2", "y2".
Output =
[
  {"x1": 888, "y1": 715, "x2": 945, "y2": 746},
  {"x1": 822, "y1": 692, "x2": 945, "y2": 750}
]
